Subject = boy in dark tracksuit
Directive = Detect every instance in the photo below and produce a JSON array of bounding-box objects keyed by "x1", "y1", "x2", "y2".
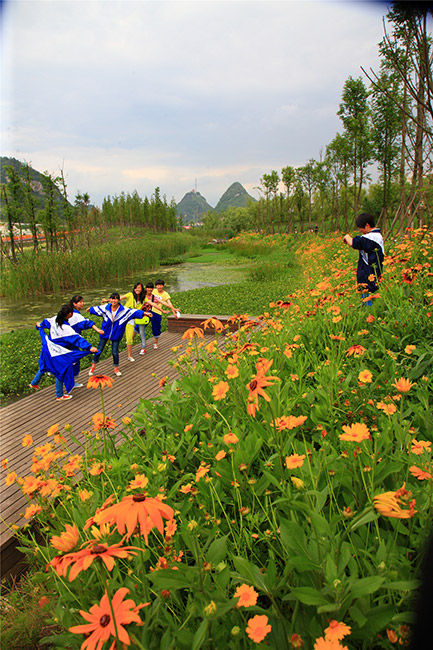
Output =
[{"x1": 343, "y1": 213, "x2": 384, "y2": 306}]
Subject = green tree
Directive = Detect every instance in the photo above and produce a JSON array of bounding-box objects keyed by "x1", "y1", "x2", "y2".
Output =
[
  {"x1": 23, "y1": 162, "x2": 39, "y2": 252},
  {"x1": 2, "y1": 164, "x2": 24, "y2": 259},
  {"x1": 281, "y1": 165, "x2": 296, "y2": 232},
  {"x1": 41, "y1": 172, "x2": 60, "y2": 252}
]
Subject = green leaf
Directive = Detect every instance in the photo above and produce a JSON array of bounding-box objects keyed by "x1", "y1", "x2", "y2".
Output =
[
  {"x1": 350, "y1": 507, "x2": 378, "y2": 531},
  {"x1": 386, "y1": 580, "x2": 420, "y2": 591},
  {"x1": 279, "y1": 518, "x2": 306, "y2": 554},
  {"x1": 192, "y1": 619, "x2": 209, "y2": 650},
  {"x1": 149, "y1": 567, "x2": 197, "y2": 590},
  {"x1": 350, "y1": 575, "x2": 385, "y2": 598},
  {"x1": 206, "y1": 535, "x2": 228, "y2": 565},
  {"x1": 289, "y1": 587, "x2": 328, "y2": 606}
]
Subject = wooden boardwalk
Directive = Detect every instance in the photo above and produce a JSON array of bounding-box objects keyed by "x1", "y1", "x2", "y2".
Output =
[{"x1": 0, "y1": 328, "x2": 209, "y2": 579}]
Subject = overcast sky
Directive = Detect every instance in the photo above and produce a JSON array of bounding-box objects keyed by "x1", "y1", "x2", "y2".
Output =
[{"x1": 1, "y1": 0, "x2": 391, "y2": 208}]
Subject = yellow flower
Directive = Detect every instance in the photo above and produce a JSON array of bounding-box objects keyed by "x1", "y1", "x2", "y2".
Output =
[
  {"x1": 339, "y1": 422, "x2": 370, "y2": 442},
  {"x1": 376, "y1": 400, "x2": 397, "y2": 415},
  {"x1": 285, "y1": 454, "x2": 306, "y2": 469},
  {"x1": 51, "y1": 523, "x2": 79, "y2": 552},
  {"x1": 127, "y1": 474, "x2": 149, "y2": 490},
  {"x1": 47, "y1": 424, "x2": 59, "y2": 437},
  {"x1": 373, "y1": 484, "x2": 417, "y2": 519},
  {"x1": 79, "y1": 489, "x2": 92, "y2": 502},
  {"x1": 212, "y1": 381, "x2": 229, "y2": 401},
  {"x1": 204, "y1": 601, "x2": 217, "y2": 616},
  {"x1": 358, "y1": 370, "x2": 372, "y2": 384},
  {"x1": 291, "y1": 476, "x2": 304, "y2": 489}
]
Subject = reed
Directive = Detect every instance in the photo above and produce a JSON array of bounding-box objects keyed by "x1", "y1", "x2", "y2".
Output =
[{"x1": 0, "y1": 233, "x2": 204, "y2": 299}]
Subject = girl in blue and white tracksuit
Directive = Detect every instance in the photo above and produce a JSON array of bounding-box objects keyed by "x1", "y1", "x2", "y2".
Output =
[
  {"x1": 30, "y1": 304, "x2": 98, "y2": 400},
  {"x1": 68, "y1": 295, "x2": 104, "y2": 386},
  {"x1": 87, "y1": 292, "x2": 144, "y2": 376}
]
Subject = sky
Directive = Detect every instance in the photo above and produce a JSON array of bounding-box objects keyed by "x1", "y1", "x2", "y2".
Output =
[{"x1": 1, "y1": 0, "x2": 392, "y2": 208}]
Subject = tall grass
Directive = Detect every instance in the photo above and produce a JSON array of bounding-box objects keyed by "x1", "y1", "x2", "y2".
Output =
[{"x1": 0, "y1": 233, "x2": 205, "y2": 299}]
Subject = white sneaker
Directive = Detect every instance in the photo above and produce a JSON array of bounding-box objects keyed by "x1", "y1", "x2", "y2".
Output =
[
  {"x1": 139, "y1": 348, "x2": 146, "y2": 355},
  {"x1": 114, "y1": 368, "x2": 122, "y2": 376},
  {"x1": 153, "y1": 343, "x2": 158, "y2": 349},
  {"x1": 73, "y1": 383, "x2": 84, "y2": 388},
  {"x1": 88, "y1": 364, "x2": 95, "y2": 376},
  {"x1": 128, "y1": 357, "x2": 135, "y2": 362}
]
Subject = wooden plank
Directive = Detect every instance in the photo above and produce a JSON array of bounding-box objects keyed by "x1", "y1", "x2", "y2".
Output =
[{"x1": 0, "y1": 329, "x2": 227, "y2": 579}]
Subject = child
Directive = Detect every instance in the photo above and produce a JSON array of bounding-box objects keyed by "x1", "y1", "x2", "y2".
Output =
[
  {"x1": 149, "y1": 280, "x2": 179, "y2": 349},
  {"x1": 68, "y1": 295, "x2": 104, "y2": 387},
  {"x1": 30, "y1": 304, "x2": 98, "y2": 401},
  {"x1": 87, "y1": 292, "x2": 145, "y2": 376},
  {"x1": 343, "y1": 213, "x2": 384, "y2": 307},
  {"x1": 119, "y1": 283, "x2": 146, "y2": 361},
  {"x1": 29, "y1": 295, "x2": 103, "y2": 391}
]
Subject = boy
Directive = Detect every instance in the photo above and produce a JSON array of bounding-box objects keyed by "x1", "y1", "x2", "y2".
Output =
[
  {"x1": 343, "y1": 213, "x2": 384, "y2": 306},
  {"x1": 87, "y1": 292, "x2": 144, "y2": 376},
  {"x1": 150, "y1": 280, "x2": 179, "y2": 349}
]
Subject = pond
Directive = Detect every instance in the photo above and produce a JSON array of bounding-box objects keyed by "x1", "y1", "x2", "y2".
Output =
[{"x1": 0, "y1": 261, "x2": 248, "y2": 334}]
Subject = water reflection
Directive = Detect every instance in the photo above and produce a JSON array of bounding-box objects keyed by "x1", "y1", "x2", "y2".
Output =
[{"x1": 0, "y1": 262, "x2": 246, "y2": 333}]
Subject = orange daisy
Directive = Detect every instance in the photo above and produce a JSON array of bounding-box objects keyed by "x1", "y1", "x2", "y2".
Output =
[
  {"x1": 94, "y1": 493, "x2": 174, "y2": 542},
  {"x1": 182, "y1": 326, "x2": 204, "y2": 340},
  {"x1": 392, "y1": 377, "x2": 414, "y2": 393},
  {"x1": 272, "y1": 415, "x2": 307, "y2": 431},
  {"x1": 92, "y1": 413, "x2": 117, "y2": 431},
  {"x1": 47, "y1": 424, "x2": 59, "y2": 436},
  {"x1": 339, "y1": 422, "x2": 370, "y2": 442},
  {"x1": 411, "y1": 440, "x2": 431, "y2": 455},
  {"x1": 314, "y1": 638, "x2": 349, "y2": 650},
  {"x1": 65, "y1": 541, "x2": 142, "y2": 581},
  {"x1": 373, "y1": 484, "x2": 417, "y2": 519},
  {"x1": 376, "y1": 401, "x2": 397, "y2": 415},
  {"x1": 51, "y1": 523, "x2": 80, "y2": 553},
  {"x1": 324, "y1": 620, "x2": 351, "y2": 641},
  {"x1": 409, "y1": 465, "x2": 432, "y2": 481},
  {"x1": 225, "y1": 364, "x2": 239, "y2": 379},
  {"x1": 87, "y1": 375, "x2": 114, "y2": 389},
  {"x1": 201, "y1": 317, "x2": 224, "y2": 332},
  {"x1": 285, "y1": 454, "x2": 306, "y2": 469},
  {"x1": 345, "y1": 345, "x2": 366, "y2": 357},
  {"x1": 358, "y1": 370, "x2": 372, "y2": 384},
  {"x1": 234, "y1": 584, "x2": 258, "y2": 608},
  {"x1": 224, "y1": 432, "x2": 239, "y2": 445},
  {"x1": 212, "y1": 381, "x2": 229, "y2": 401},
  {"x1": 22, "y1": 434, "x2": 33, "y2": 447},
  {"x1": 69, "y1": 587, "x2": 149, "y2": 649},
  {"x1": 215, "y1": 450, "x2": 227, "y2": 461},
  {"x1": 246, "y1": 614, "x2": 272, "y2": 643}
]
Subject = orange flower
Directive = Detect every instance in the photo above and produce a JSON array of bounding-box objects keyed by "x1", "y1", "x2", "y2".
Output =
[
  {"x1": 22, "y1": 434, "x2": 33, "y2": 447},
  {"x1": 246, "y1": 360, "x2": 280, "y2": 416},
  {"x1": 387, "y1": 629, "x2": 398, "y2": 643},
  {"x1": 392, "y1": 377, "x2": 414, "y2": 392},
  {"x1": 215, "y1": 450, "x2": 227, "y2": 461},
  {"x1": 24, "y1": 504, "x2": 42, "y2": 518},
  {"x1": 92, "y1": 413, "x2": 117, "y2": 431},
  {"x1": 184, "y1": 424, "x2": 193, "y2": 432},
  {"x1": 212, "y1": 381, "x2": 229, "y2": 401},
  {"x1": 246, "y1": 614, "x2": 272, "y2": 643},
  {"x1": 94, "y1": 493, "x2": 174, "y2": 542},
  {"x1": 201, "y1": 317, "x2": 224, "y2": 332},
  {"x1": 285, "y1": 454, "x2": 306, "y2": 469},
  {"x1": 224, "y1": 432, "x2": 239, "y2": 445},
  {"x1": 366, "y1": 314, "x2": 375, "y2": 323},
  {"x1": 87, "y1": 375, "x2": 114, "y2": 389},
  {"x1": 405, "y1": 345, "x2": 416, "y2": 355},
  {"x1": 234, "y1": 584, "x2": 258, "y2": 608},
  {"x1": 339, "y1": 422, "x2": 370, "y2": 442},
  {"x1": 345, "y1": 345, "x2": 366, "y2": 357},
  {"x1": 127, "y1": 474, "x2": 149, "y2": 490},
  {"x1": 409, "y1": 465, "x2": 432, "y2": 481},
  {"x1": 358, "y1": 370, "x2": 372, "y2": 384},
  {"x1": 51, "y1": 524, "x2": 79, "y2": 553},
  {"x1": 182, "y1": 326, "x2": 204, "y2": 340},
  {"x1": 61, "y1": 541, "x2": 142, "y2": 581},
  {"x1": 225, "y1": 364, "x2": 239, "y2": 379},
  {"x1": 159, "y1": 376, "x2": 168, "y2": 388},
  {"x1": 376, "y1": 401, "x2": 397, "y2": 415},
  {"x1": 47, "y1": 424, "x2": 59, "y2": 437},
  {"x1": 5, "y1": 471, "x2": 17, "y2": 485},
  {"x1": 195, "y1": 463, "x2": 211, "y2": 482},
  {"x1": 79, "y1": 489, "x2": 92, "y2": 502},
  {"x1": 89, "y1": 462, "x2": 105, "y2": 476},
  {"x1": 411, "y1": 440, "x2": 431, "y2": 455},
  {"x1": 314, "y1": 638, "x2": 349, "y2": 650},
  {"x1": 69, "y1": 587, "x2": 149, "y2": 649},
  {"x1": 272, "y1": 415, "x2": 307, "y2": 431},
  {"x1": 373, "y1": 484, "x2": 417, "y2": 519},
  {"x1": 324, "y1": 620, "x2": 351, "y2": 642}
]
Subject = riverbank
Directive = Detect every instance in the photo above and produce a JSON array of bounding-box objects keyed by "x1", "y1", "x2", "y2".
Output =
[{"x1": 0, "y1": 238, "x2": 300, "y2": 402}]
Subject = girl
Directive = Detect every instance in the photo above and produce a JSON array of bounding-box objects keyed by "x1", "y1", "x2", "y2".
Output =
[
  {"x1": 119, "y1": 282, "x2": 147, "y2": 361},
  {"x1": 30, "y1": 304, "x2": 98, "y2": 401},
  {"x1": 68, "y1": 295, "x2": 104, "y2": 386},
  {"x1": 87, "y1": 292, "x2": 145, "y2": 377},
  {"x1": 149, "y1": 279, "x2": 179, "y2": 349}
]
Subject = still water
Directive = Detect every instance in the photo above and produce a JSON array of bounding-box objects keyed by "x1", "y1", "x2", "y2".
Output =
[{"x1": 0, "y1": 262, "x2": 247, "y2": 334}]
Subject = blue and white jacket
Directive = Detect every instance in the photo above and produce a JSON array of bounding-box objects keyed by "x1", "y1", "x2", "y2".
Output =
[
  {"x1": 352, "y1": 229, "x2": 384, "y2": 292},
  {"x1": 68, "y1": 309, "x2": 95, "y2": 334},
  {"x1": 37, "y1": 317, "x2": 94, "y2": 392},
  {"x1": 88, "y1": 304, "x2": 144, "y2": 342}
]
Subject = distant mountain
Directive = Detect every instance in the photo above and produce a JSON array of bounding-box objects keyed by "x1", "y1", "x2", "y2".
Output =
[
  {"x1": 176, "y1": 190, "x2": 213, "y2": 223},
  {"x1": 214, "y1": 182, "x2": 256, "y2": 213}
]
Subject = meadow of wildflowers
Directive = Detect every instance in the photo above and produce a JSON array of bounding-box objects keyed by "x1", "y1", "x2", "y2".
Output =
[{"x1": 4, "y1": 228, "x2": 433, "y2": 649}]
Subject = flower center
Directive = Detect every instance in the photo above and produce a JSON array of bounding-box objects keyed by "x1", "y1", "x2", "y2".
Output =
[
  {"x1": 249, "y1": 379, "x2": 257, "y2": 391},
  {"x1": 99, "y1": 614, "x2": 110, "y2": 627},
  {"x1": 91, "y1": 544, "x2": 106, "y2": 554},
  {"x1": 133, "y1": 493, "x2": 147, "y2": 502}
]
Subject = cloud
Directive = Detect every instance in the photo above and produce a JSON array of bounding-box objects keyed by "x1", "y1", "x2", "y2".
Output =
[{"x1": 2, "y1": 0, "x2": 388, "y2": 206}]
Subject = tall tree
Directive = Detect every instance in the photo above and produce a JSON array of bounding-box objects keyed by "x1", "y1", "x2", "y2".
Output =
[
  {"x1": 337, "y1": 76, "x2": 373, "y2": 214},
  {"x1": 22, "y1": 162, "x2": 39, "y2": 252},
  {"x1": 41, "y1": 172, "x2": 59, "y2": 252},
  {"x1": 281, "y1": 165, "x2": 296, "y2": 232}
]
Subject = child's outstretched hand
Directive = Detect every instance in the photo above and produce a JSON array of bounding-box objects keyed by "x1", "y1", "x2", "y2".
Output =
[{"x1": 95, "y1": 328, "x2": 104, "y2": 335}]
